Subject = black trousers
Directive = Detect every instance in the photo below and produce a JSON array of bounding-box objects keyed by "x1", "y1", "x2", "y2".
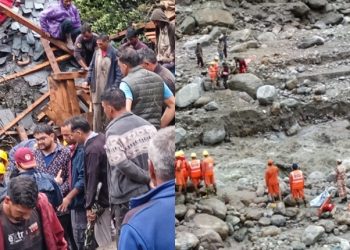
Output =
[
  {"x1": 197, "y1": 56, "x2": 204, "y2": 67},
  {"x1": 60, "y1": 19, "x2": 81, "y2": 41},
  {"x1": 58, "y1": 212, "x2": 78, "y2": 250}
]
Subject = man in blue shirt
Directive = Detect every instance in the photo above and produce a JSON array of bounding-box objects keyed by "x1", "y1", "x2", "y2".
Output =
[{"x1": 118, "y1": 126, "x2": 175, "y2": 250}]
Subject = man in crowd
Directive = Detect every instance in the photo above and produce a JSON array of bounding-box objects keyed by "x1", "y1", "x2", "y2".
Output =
[
  {"x1": 12, "y1": 147, "x2": 62, "y2": 208},
  {"x1": 139, "y1": 47, "x2": 175, "y2": 94},
  {"x1": 74, "y1": 23, "x2": 98, "y2": 71},
  {"x1": 69, "y1": 116, "x2": 111, "y2": 247},
  {"x1": 40, "y1": 0, "x2": 81, "y2": 50},
  {"x1": 120, "y1": 28, "x2": 148, "y2": 51},
  {"x1": 336, "y1": 159, "x2": 347, "y2": 203},
  {"x1": 289, "y1": 163, "x2": 307, "y2": 207},
  {"x1": 0, "y1": 176, "x2": 67, "y2": 249},
  {"x1": 118, "y1": 48, "x2": 175, "y2": 129},
  {"x1": 59, "y1": 121, "x2": 87, "y2": 249},
  {"x1": 265, "y1": 159, "x2": 281, "y2": 202},
  {"x1": 33, "y1": 124, "x2": 74, "y2": 248},
  {"x1": 195, "y1": 43, "x2": 204, "y2": 68},
  {"x1": 86, "y1": 34, "x2": 122, "y2": 132},
  {"x1": 101, "y1": 89, "x2": 157, "y2": 241},
  {"x1": 118, "y1": 126, "x2": 175, "y2": 250},
  {"x1": 150, "y1": 8, "x2": 175, "y2": 74}
]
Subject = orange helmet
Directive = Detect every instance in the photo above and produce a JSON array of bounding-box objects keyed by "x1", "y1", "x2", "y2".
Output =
[{"x1": 268, "y1": 159, "x2": 274, "y2": 165}]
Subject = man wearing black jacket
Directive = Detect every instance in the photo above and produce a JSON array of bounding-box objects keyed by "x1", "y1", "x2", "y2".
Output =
[{"x1": 68, "y1": 116, "x2": 111, "y2": 248}]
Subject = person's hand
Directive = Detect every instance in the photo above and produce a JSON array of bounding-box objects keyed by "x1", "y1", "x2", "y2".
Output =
[
  {"x1": 58, "y1": 197, "x2": 72, "y2": 212},
  {"x1": 55, "y1": 170, "x2": 63, "y2": 185},
  {"x1": 87, "y1": 210, "x2": 96, "y2": 222},
  {"x1": 149, "y1": 180, "x2": 155, "y2": 189},
  {"x1": 83, "y1": 66, "x2": 89, "y2": 71},
  {"x1": 82, "y1": 82, "x2": 89, "y2": 89},
  {"x1": 43, "y1": 31, "x2": 51, "y2": 38}
]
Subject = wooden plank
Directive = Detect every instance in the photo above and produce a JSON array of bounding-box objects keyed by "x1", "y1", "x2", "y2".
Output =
[
  {"x1": 41, "y1": 38, "x2": 61, "y2": 74},
  {"x1": 0, "y1": 54, "x2": 71, "y2": 84},
  {"x1": 0, "y1": 2, "x2": 72, "y2": 55},
  {"x1": 66, "y1": 79, "x2": 81, "y2": 115},
  {"x1": 52, "y1": 71, "x2": 87, "y2": 81},
  {"x1": 0, "y1": 92, "x2": 50, "y2": 137}
]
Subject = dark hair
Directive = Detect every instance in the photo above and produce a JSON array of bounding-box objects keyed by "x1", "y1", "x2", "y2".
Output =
[
  {"x1": 119, "y1": 47, "x2": 140, "y2": 67},
  {"x1": 8, "y1": 176, "x2": 38, "y2": 208},
  {"x1": 33, "y1": 123, "x2": 54, "y2": 136},
  {"x1": 97, "y1": 34, "x2": 109, "y2": 42},
  {"x1": 101, "y1": 89, "x2": 126, "y2": 111},
  {"x1": 68, "y1": 116, "x2": 91, "y2": 133},
  {"x1": 81, "y1": 23, "x2": 92, "y2": 34},
  {"x1": 138, "y1": 47, "x2": 157, "y2": 64}
]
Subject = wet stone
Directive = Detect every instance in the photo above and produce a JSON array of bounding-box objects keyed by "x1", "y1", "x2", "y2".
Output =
[
  {"x1": 0, "y1": 45, "x2": 12, "y2": 53},
  {"x1": 34, "y1": 2, "x2": 44, "y2": 10},
  {"x1": 21, "y1": 39, "x2": 30, "y2": 53},
  {"x1": 0, "y1": 57, "x2": 7, "y2": 66},
  {"x1": 19, "y1": 25, "x2": 29, "y2": 34},
  {"x1": 25, "y1": 0, "x2": 34, "y2": 9},
  {"x1": 26, "y1": 32, "x2": 36, "y2": 45},
  {"x1": 10, "y1": 22, "x2": 20, "y2": 31}
]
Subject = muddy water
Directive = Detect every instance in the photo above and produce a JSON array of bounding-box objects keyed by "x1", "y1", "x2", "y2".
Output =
[{"x1": 186, "y1": 119, "x2": 350, "y2": 188}]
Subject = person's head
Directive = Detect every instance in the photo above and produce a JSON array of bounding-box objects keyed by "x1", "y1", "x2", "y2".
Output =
[
  {"x1": 68, "y1": 116, "x2": 91, "y2": 144},
  {"x1": 197, "y1": 43, "x2": 200, "y2": 46},
  {"x1": 175, "y1": 151, "x2": 181, "y2": 159},
  {"x1": 191, "y1": 152, "x2": 197, "y2": 159},
  {"x1": 138, "y1": 47, "x2": 157, "y2": 72},
  {"x1": 101, "y1": 89, "x2": 126, "y2": 120},
  {"x1": 150, "y1": 8, "x2": 169, "y2": 28},
  {"x1": 0, "y1": 150, "x2": 8, "y2": 167},
  {"x1": 81, "y1": 23, "x2": 93, "y2": 41},
  {"x1": 61, "y1": 121, "x2": 76, "y2": 145},
  {"x1": 33, "y1": 124, "x2": 56, "y2": 151},
  {"x1": 292, "y1": 163, "x2": 299, "y2": 170},
  {"x1": 118, "y1": 48, "x2": 141, "y2": 76},
  {"x1": 96, "y1": 34, "x2": 109, "y2": 51},
  {"x1": 268, "y1": 159, "x2": 273, "y2": 166},
  {"x1": 148, "y1": 126, "x2": 175, "y2": 186},
  {"x1": 3, "y1": 176, "x2": 38, "y2": 223},
  {"x1": 14, "y1": 147, "x2": 36, "y2": 171},
  {"x1": 337, "y1": 159, "x2": 342, "y2": 165},
  {"x1": 203, "y1": 150, "x2": 209, "y2": 157},
  {"x1": 0, "y1": 162, "x2": 6, "y2": 182},
  {"x1": 126, "y1": 28, "x2": 139, "y2": 47},
  {"x1": 62, "y1": 0, "x2": 72, "y2": 8}
]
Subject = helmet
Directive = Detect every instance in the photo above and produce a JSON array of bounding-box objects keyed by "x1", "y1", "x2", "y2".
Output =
[
  {"x1": 0, "y1": 162, "x2": 6, "y2": 174},
  {"x1": 214, "y1": 56, "x2": 219, "y2": 61},
  {"x1": 203, "y1": 150, "x2": 209, "y2": 156},
  {"x1": 191, "y1": 153, "x2": 197, "y2": 158},
  {"x1": 337, "y1": 159, "x2": 342, "y2": 164},
  {"x1": 268, "y1": 159, "x2": 274, "y2": 165},
  {"x1": 175, "y1": 151, "x2": 181, "y2": 157},
  {"x1": 179, "y1": 150, "x2": 185, "y2": 157},
  {"x1": 0, "y1": 150, "x2": 8, "y2": 164}
]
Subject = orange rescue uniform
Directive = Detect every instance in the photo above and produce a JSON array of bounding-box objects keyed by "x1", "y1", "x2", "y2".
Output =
[
  {"x1": 208, "y1": 63, "x2": 219, "y2": 82},
  {"x1": 202, "y1": 156, "x2": 215, "y2": 186},
  {"x1": 175, "y1": 158, "x2": 186, "y2": 186},
  {"x1": 289, "y1": 169, "x2": 305, "y2": 199},
  {"x1": 189, "y1": 159, "x2": 202, "y2": 186},
  {"x1": 265, "y1": 165, "x2": 280, "y2": 195}
]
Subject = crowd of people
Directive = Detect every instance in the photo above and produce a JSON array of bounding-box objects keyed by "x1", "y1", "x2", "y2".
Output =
[{"x1": 0, "y1": 0, "x2": 177, "y2": 249}]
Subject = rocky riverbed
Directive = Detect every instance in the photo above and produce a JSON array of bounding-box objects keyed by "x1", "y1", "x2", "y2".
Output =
[{"x1": 175, "y1": 0, "x2": 350, "y2": 249}]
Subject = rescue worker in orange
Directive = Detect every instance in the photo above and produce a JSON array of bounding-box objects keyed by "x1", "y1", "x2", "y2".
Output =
[
  {"x1": 179, "y1": 150, "x2": 189, "y2": 184},
  {"x1": 289, "y1": 163, "x2": 307, "y2": 207},
  {"x1": 265, "y1": 159, "x2": 281, "y2": 202},
  {"x1": 189, "y1": 153, "x2": 202, "y2": 196},
  {"x1": 202, "y1": 150, "x2": 217, "y2": 195},
  {"x1": 0, "y1": 150, "x2": 8, "y2": 168},
  {"x1": 208, "y1": 58, "x2": 219, "y2": 90},
  {"x1": 175, "y1": 151, "x2": 186, "y2": 195},
  {"x1": 336, "y1": 159, "x2": 347, "y2": 203}
]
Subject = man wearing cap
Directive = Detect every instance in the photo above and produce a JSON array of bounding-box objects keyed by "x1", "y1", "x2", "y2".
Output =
[
  {"x1": 120, "y1": 28, "x2": 148, "y2": 51},
  {"x1": 202, "y1": 150, "x2": 217, "y2": 195},
  {"x1": 289, "y1": 163, "x2": 306, "y2": 207},
  {"x1": 150, "y1": 8, "x2": 175, "y2": 74},
  {"x1": 189, "y1": 153, "x2": 202, "y2": 196},
  {"x1": 12, "y1": 147, "x2": 63, "y2": 208},
  {"x1": 336, "y1": 159, "x2": 347, "y2": 203}
]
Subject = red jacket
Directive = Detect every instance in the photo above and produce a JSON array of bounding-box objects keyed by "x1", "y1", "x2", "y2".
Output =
[{"x1": 0, "y1": 193, "x2": 67, "y2": 250}]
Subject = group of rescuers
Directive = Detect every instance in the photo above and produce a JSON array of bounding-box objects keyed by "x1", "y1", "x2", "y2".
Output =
[{"x1": 175, "y1": 150, "x2": 216, "y2": 196}]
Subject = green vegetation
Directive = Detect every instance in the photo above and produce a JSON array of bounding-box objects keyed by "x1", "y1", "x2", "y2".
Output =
[{"x1": 75, "y1": 0, "x2": 155, "y2": 34}]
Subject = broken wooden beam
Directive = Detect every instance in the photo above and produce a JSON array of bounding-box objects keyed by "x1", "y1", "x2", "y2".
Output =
[
  {"x1": 0, "y1": 2, "x2": 72, "y2": 55},
  {"x1": 0, "y1": 54, "x2": 71, "y2": 84},
  {"x1": 0, "y1": 92, "x2": 50, "y2": 137},
  {"x1": 52, "y1": 71, "x2": 87, "y2": 81},
  {"x1": 41, "y1": 38, "x2": 61, "y2": 74},
  {"x1": 16, "y1": 125, "x2": 28, "y2": 141}
]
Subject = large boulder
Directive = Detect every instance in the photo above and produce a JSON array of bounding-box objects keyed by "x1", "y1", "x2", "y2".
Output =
[
  {"x1": 302, "y1": 225, "x2": 325, "y2": 246},
  {"x1": 230, "y1": 29, "x2": 252, "y2": 42},
  {"x1": 183, "y1": 27, "x2": 221, "y2": 48},
  {"x1": 297, "y1": 36, "x2": 324, "y2": 49},
  {"x1": 193, "y1": 8, "x2": 234, "y2": 27},
  {"x1": 307, "y1": 171, "x2": 326, "y2": 184},
  {"x1": 307, "y1": 0, "x2": 327, "y2": 10},
  {"x1": 227, "y1": 73, "x2": 263, "y2": 98},
  {"x1": 233, "y1": 228, "x2": 248, "y2": 242},
  {"x1": 318, "y1": 220, "x2": 335, "y2": 233},
  {"x1": 193, "y1": 214, "x2": 229, "y2": 240},
  {"x1": 322, "y1": 13, "x2": 344, "y2": 26},
  {"x1": 194, "y1": 96, "x2": 213, "y2": 108},
  {"x1": 179, "y1": 16, "x2": 196, "y2": 34},
  {"x1": 290, "y1": 2, "x2": 310, "y2": 18},
  {"x1": 271, "y1": 215, "x2": 286, "y2": 227},
  {"x1": 261, "y1": 226, "x2": 281, "y2": 237},
  {"x1": 202, "y1": 126, "x2": 226, "y2": 145},
  {"x1": 176, "y1": 83, "x2": 201, "y2": 108},
  {"x1": 246, "y1": 208, "x2": 264, "y2": 221},
  {"x1": 175, "y1": 127, "x2": 187, "y2": 145},
  {"x1": 335, "y1": 212, "x2": 350, "y2": 225},
  {"x1": 257, "y1": 32, "x2": 276, "y2": 42},
  {"x1": 192, "y1": 229, "x2": 224, "y2": 249},
  {"x1": 257, "y1": 85, "x2": 277, "y2": 105},
  {"x1": 176, "y1": 204, "x2": 188, "y2": 219},
  {"x1": 230, "y1": 40, "x2": 260, "y2": 52},
  {"x1": 175, "y1": 231, "x2": 200, "y2": 250},
  {"x1": 200, "y1": 198, "x2": 227, "y2": 220}
]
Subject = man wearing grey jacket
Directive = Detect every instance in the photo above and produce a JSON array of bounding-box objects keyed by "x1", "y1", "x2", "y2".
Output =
[{"x1": 101, "y1": 88, "x2": 157, "y2": 241}]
